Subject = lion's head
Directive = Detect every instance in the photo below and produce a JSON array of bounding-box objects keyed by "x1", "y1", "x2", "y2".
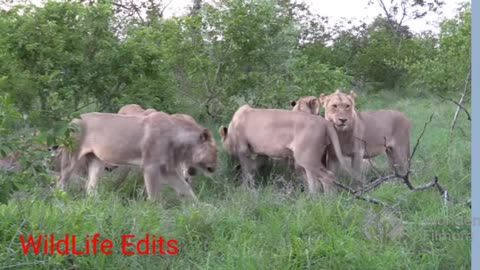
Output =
[
  {"x1": 320, "y1": 89, "x2": 357, "y2": 131},
  {"x1": 191, "y1": 128, "x2": 218, "y2": 176},
  {"x1": 290, "y1": 96, "x2": 321, "y2": 115},
  {"x1": 118, "y1": 104, "x2": 145, "y2": 115},
  {"x1": 143, "y1": 109, "x2": 158, "y2": 116}
]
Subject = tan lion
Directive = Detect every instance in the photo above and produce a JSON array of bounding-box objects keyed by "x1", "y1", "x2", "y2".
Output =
[
  {"x1": 290, "y1": 96, "x2": 322, "y2": 115},
  {"x1": 116, "y1": 104, "x2": 200, "y2": 184},
  {"x1": 290, "y1": 96, "x2": 377, "y2": 180},
  {"x1": 219, "y1": 105, "x2": 352, "y2": 193},
  {"x1": 319, "y1": 90, "x2": 412, "y2": 186},
  {"x1": 50, "y1": 104, "x2": 160, "y2": 188},
  {"x1": 56, "y1": 112, "x2": 218, "y2": 201},
  {"x1": 118, "y1": 104, "x2": 159, "y2": 116},
  {"x1": 118, "y1": 104, "x2": 196, "y2": 123}
]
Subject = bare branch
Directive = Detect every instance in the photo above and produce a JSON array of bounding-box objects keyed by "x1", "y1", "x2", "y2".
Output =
[
  {"x1": 398, "y1": 0, "x2": 407, "y2": 26},
  {"x1": 450, "y1": 67, "x2": 472, "y2": 130},
  {"x1": 377, "y1": 0, "x2": 393, "y2": 21},
  {"x1": 129, "y1": 0, "x2": 145, "y2": 24},
  {"x1": 409, "y1": 113, "x2": 433, "y2": 163},
  {"x1": 377, "y1": 0, "x2": 398, "y2": 30},
  {"x1": 400, "y1": 176, "x2": 467, "y2": 207},
  {"x1": 334, "y1": 180, "x2": 356, "y2": 194},
  {"x1": 362, "y1": 174, "x2": 399, "y2": 193},
  {"x1": 334, "y1": 180, "x2": 387, "y2": 206},
  {"x1": 159, "y1": 0, "x2": 174, "y2": 18},
  {"x1": 358, "y1": 195, "x2": 387, "y2": 206},
  {"x1": 437, "y1": 94, "x2": 471, "y2": 121},
  {"x1": 112, "y1": 2, "x2": 130, "y2": 10}
]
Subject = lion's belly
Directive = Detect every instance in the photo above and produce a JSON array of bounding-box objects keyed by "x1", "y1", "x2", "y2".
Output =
[
  {"x1": 252, "y1": 144, "x2": 292, "y2": 159},
  {"x1": 339, "y1": 138, "x2": 385, "y2": 159},
  {"x1": 91, "y1": 144, "x2": 143, "y2": 167},
  {"x1": 96, "y1": 150, "x2": 143, "y2": 166},
  {"x1": 83, "y1": 129, "x2": 144, "y2": 166},
  {"x1": 248, "y1": 132, "x2": 293, "y2": 159}
]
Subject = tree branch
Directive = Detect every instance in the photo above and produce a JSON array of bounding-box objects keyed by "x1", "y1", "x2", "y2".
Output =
[
  {"x1": 334, "y1": 180, "x2": 387, "y2": 206},
  {"x1": 159, "y1": 0, "x2": 174, "y2": 18},
  {"x1": 410, "y1": 113, "x2": 433, "y2": 163},
  {"x1": 451, "y1": 67, "x2": 472, "y2": 130},
  {"x1": 437, "y1": 94, "x2": 471, "y2": 121}
]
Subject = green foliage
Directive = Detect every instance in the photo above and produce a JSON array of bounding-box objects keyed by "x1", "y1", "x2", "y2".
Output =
[
  {"x1": 0, "y1": 1, "x2": 120, "y2": 124},
  {"x1": 0, "y1": 94, "x2": 56, "y2": 204},
  {"x1": 407, "y1": 2, "x2": 471, "y2": 94},
  {"x1": 0, "y1": 0, "x2": 471, "y2": 123}
]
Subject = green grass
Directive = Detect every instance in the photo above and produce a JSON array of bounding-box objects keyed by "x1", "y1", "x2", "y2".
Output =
[{"x1": 0, "y1": 92, "x2": 471, "y2": 269}]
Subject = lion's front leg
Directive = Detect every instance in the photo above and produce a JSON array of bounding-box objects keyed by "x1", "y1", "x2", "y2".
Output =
[
  {"x1": 143, "y1": 164, "x2": 162, "y2": 201},
  {"x1": 143, "y1": 164, "x2": 198, "y2": 202},
  {"x1": 86, "y1": 156, "x2": 106, "y2": 196},
  {"x1": 163, "y1": 169, "x2": 198, "y2": 202}
]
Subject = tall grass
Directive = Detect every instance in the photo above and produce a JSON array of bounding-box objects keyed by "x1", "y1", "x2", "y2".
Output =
[{"x1": 0, "y1": 92, "x2": 471, "y2": 269}]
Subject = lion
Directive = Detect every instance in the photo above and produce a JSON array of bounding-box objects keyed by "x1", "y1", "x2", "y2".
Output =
[
  {"x1": 319, "y1": 89, "x2": 412, "y2": 187},
  {"x1": 290, "y1": 96, "x2": 322, "y2": 116},
  {"x1": 56, "y1": 112, "x2": 218, "y2": 201},
  {"x1": 219, "y1": 105, "x2": 353, "y2": 193},
  {"x1": 50, "y1": 104, "x2": 160, "y2": 188},
  {"x1": 118, "y1": 104, "x2": 160, "y2": 117},
  {"x1": 118, "y1": 104, "x2": 196, "y2": 123},
  {"x1": 290, "y1": 96, "x2": 377, "y2": 180},
  {"x1": 117, "y1": 104, "x2": 200, "y2": 184}
]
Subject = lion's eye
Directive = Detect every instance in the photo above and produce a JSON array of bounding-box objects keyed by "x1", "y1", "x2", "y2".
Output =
[
  {"x1": 346, "y1": 105, "x2": 350, "y2": 109},
  {"x1": 332, "y1": 104, "x2": 337, "y2": 108}
]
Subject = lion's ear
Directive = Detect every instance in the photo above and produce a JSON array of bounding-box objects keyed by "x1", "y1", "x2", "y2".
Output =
[
  {"x1": 308, "y1": 98, "x2": 320, "y2": 113},
  {"x1": 290, "y1": 101, "x2": 297, "y2": 107},
  {"x1": 349, "y1": 90, "x2": 357, "y2": 99},
  {"x1": 347, "y1": 90, "x2": 357, "y2": 107},
  {"x1": 219, "y1": 126, "x2": 228, "y2": 140},
  {"x1": 200, "y1": 129, "x2": 211, "y2": 142},
  {"x1": 319, "y1": 94, "x2": 328, "y2": 107}
]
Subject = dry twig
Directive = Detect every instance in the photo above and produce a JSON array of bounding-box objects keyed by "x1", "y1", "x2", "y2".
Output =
[
  {"x1": 450, "y1": 67, "x2": 472, "y2": 130},
  {"x1": 437, "y1": 94, "x2": 471, "y2": 122},
  {"x1": 410, "y1": 113, "x2": 434, "y2": 163}
]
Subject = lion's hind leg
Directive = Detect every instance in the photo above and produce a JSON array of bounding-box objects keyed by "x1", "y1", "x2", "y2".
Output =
[
  {"x1": 238, "y1": 155, "x2": 261, "y2": 188},
  {"x1": 86, "y1": 155, "x2": 106, "y2": 196},
  {"x1": 293, "y1": 147, "x2": 337, "y2": 194},
  {"x1": 57, "y1": 148, "x2": 81, "y2": 191}
]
